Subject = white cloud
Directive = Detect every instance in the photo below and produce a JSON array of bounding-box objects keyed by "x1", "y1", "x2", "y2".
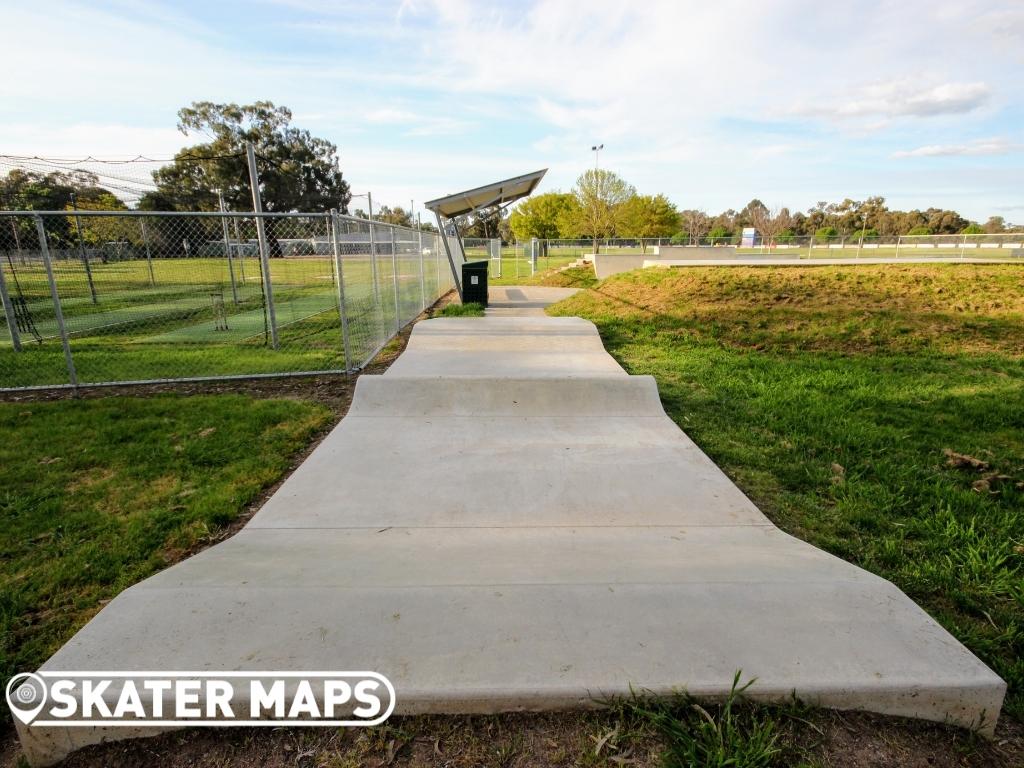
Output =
[
  {"x1": 893, "y1": 137, "x2": 1020, "y2": 158},
  {"x1": 800, "y1": 80, "x2": 991, "y2": 121}
]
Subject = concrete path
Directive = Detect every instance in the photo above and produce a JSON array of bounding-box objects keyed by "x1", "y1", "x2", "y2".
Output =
[
  {"x1": 484, "y1": 285, "x2": 579, "y2": 316},
  {"x1": 20, "y1": 289, "x2": 1005, "y2": 764}
]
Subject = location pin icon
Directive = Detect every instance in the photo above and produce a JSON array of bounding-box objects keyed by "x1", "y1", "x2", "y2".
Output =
[{"x1": 6, "y1": 673, "x2": 48, "y2": 725}]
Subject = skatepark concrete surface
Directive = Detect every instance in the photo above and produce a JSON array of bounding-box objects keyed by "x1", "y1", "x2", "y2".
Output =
[
  {"x1": 484, "y1": 285, "x2": 580, "y2": 316},
  {"x1": 19, "y1": 289, "x2": 1005, "y2": 764},
  {"x1": 643, "y1": 256, "x2": 1022, "y2": 269}
]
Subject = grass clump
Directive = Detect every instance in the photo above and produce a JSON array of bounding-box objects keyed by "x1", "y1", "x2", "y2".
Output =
[
  {"x1": 611, "y1": 673, "x2": 789, "y2": 768},
  {"x1": 439, "y1": 302, "x2": 485, "y2": 317}
]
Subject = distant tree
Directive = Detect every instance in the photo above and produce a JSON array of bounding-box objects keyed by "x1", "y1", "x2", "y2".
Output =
[
  {"x1": 376, "y1": 206, "x2": 413, "y2": 227},
  {"x1": 738, "y1": 199, "x2": 768, "y2": 228},
  {"x1": 960, "y1": 223, "x2": 984, "y2": 235},
  {"x1": 708, "y1": 225, "x2": 730, "y2": 241},
  {"x1": 66, "y1": 190, "x2": 134, "y2": 250},
  {"x1": 461, "y1": 205, "x2": 510, "y2": 240},
  {"x1": 749, "y1": 205, "x2": 792, "y2": 248},
  {"x1": 679, "y1": 209, "x2": 711, "y2": 245},
  {"x1": 983, "y1": 216, "x2": 1006, "y2": 233},
  {"x1": 670, "y1": 231, "x2": 688, "y2": 245},
  {"x1": 814, "y1": 226, "x2": 838, "y2": 243},
  {"x1": 150, "y1": 101, "x2": 351, "y2": 256},
  {"x1": 508, "y1": 192, "x2": 577, "y2": 240},
  {"x1": 906, "y1": 225, "x2": 932, "y2": 236},
  {"x1": 925, "y1": 208, "x2": 968, "y2": 234},
  {"x1": 0, "y1": 169, "x2": 125, "y2": 249},
  {"x1": 566, "y1": 169, "x2": 636, "y2": 254},
  {"x1": 619, "y1": 194, "x2": 679, "y2": 251}
]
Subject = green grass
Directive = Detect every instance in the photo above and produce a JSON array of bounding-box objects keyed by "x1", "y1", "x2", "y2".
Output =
[
  {"x1": 611, "y1": 674, "x2": 789, "y2": 768},
  {"x1": 0, "y1": 395, "x2": 332, "y2": 704},
  {"x1": 439, "y1": 302, "x2": 485, "y2": 317},
  {"x1": 0, "y1": 254, "x2": 449, "y2": 386},
  {"x1": 548, "y1": 264, "x2": 1024, "y2": 719}
]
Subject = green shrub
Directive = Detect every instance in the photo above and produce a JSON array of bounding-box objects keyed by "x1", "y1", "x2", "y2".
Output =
[{"x1": 814, "y1": 226, "x2": 838, "y2": 243}]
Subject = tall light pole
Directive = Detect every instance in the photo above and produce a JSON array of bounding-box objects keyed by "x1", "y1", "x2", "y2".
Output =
[{"x1": 591, "y1": 143, "x2": 604, "y2": 171}]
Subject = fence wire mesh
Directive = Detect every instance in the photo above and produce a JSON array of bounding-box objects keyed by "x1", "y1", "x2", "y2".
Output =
[{"x1": 0, "y1": 211, "x2": 451, "y2": 389}]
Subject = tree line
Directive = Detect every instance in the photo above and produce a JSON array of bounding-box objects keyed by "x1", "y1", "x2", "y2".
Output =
[{"x1": 508, "y1": 171, "x2": 1021, "y2": 250}]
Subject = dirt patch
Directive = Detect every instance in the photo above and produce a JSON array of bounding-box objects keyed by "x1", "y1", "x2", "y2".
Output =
[{"x1": 2, "y1": 708, "x2": 1021, "y2": 768}]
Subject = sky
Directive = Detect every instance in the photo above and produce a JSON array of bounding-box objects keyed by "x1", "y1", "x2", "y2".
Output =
[{"x1": 1, "y1": 0, "x2": 1023, "y2": 222}]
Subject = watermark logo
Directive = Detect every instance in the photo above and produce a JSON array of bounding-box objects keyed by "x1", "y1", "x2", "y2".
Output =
[
  {"x1": 6, "y1": 673, "x2": 48, "y2": 725},
  {"x1": 5, "y1": 671, "x2": 394, "y2": 727}
]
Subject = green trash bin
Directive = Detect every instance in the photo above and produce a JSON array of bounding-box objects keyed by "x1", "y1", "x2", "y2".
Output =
[{"x1": 461, "y1": 260, "x2": 488, "y2": 306}]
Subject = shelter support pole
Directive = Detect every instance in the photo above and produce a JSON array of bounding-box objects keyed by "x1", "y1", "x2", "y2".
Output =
[{"x1": 436, "y1": 211, "x2": 462, "y2": 300}]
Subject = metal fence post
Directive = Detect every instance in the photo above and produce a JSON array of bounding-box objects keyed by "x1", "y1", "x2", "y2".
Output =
[
  {"x1": 246, "y1": 143, "x2": 279, "y2": 349},
  {"x1": 70, "y1": 193, "x2": 98, "y2": 305},
  {"x1": 218, "y1": 191, "x2": 239, "y2": 305},
  {"x1": 139, "y1": 219, "x2": 156, "y2": 286},
  {"x1": 35, "y1": 216, "x2": 77, "y2": 386},
  {"x1": 0, "y1": 254, "x2": 21, "y2": 351},
  {"x1": 330, "y1": 210, "x2": 352, "y2": 372},
  {"x1": 417, "y1": 227, "x2": 427, "y2": 311},
  {"x1": 368, "y1": 219, "x2": 380, "y2": 303},
  {"x1": 390, "y1": 228, "x2": 401, "y2": 332}
]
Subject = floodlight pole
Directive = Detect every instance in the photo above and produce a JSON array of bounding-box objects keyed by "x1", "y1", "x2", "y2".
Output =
[{"x1": 246, "y1": 142, "x2": 279, "y2": 349}]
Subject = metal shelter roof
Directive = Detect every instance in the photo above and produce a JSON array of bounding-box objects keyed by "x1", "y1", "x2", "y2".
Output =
[{"x1": 424, "y1": 169, "x2": 548, "y2": 219}]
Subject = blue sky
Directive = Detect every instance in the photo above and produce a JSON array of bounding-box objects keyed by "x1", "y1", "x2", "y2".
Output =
[{"x1": 2, "y1": 0, "x2": 1022, "y2": 222}]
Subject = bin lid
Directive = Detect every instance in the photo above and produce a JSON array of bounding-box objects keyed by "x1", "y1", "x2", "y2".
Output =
[{"x1": 425, "y1": 170, "x2": 547, "y2": 219}]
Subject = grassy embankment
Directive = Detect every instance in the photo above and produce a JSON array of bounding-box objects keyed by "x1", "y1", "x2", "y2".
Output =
[{"x1": 548, "y1": 263, "x2": 1024, "y2": 718}]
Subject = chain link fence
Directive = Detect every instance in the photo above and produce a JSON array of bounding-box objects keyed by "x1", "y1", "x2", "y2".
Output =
[{"x1": 0, "y1": 211, "x2": 453, "y2": 389}]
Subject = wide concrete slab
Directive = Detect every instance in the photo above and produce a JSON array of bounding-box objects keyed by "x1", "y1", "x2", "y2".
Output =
[{"x1": 19, "y1": 313, "x2": 1005, "y2": 765}]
